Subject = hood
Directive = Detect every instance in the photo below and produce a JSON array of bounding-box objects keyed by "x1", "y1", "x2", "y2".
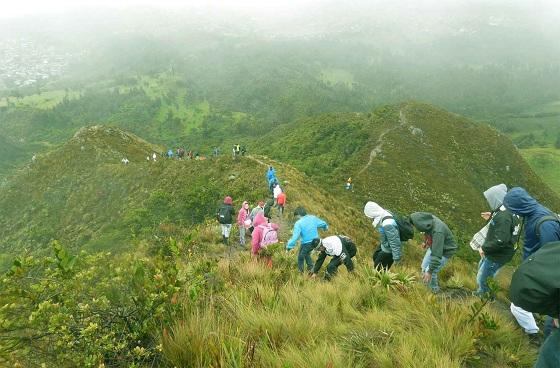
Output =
[
  {"x1": 224, "y1": 196, "x2": 233, "y2": 205},
  {"x1": 410, "y1": 212, "x2": 434, "y2": 232},
  {"x1": 364, "y1": 201, "x2": 392, "y2": 226},
  {"x1": 503, "y1": 187, "x2": 539, "y2": 216},
  {"x1": 483, "y1": 184, "x2": 507, "y2": 211},
  {"x1": 253, "y1": 212, "x2": 267, "y2": 227}
]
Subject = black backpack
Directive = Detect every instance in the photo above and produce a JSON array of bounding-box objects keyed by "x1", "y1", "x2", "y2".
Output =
[
  {"x1": 217, "y1": 205, "x2": 232, "y2": 224},
  {"x1": 535, "y1": 213, "x2": 560, "y2": 240},
  {"x1": 381, "y1": 213, "x2": 415, "y2": 241}
]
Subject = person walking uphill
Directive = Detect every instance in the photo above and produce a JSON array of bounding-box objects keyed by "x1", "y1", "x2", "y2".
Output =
[
  {"x1": 410, "y1": 212, "x2": 458, "y2": 293},
  {"x1": 217, "y1": 196, "x2": 235, "y2": 246},
  {"x1": 237, "y1": 201, "x2": 250, "y2": 248},
  {"x1": 364, "y1": 201, "x2": 402, "y2": 270},
  {"x1": 266, "y1": 166, "x2": 276, "y2": 183},
  {"x1": 311, "y1": 235, "x2": 357, "y2": 280},
  {"x1": 251, "y1": 212, "x2": 279, "y2": 258},
  {"x1": 287, "y1": 207, "x2": 328, "y2": 273},
  {"x1": 503, "y1": 187, "x2": 560, "y2": 338},
  {"x1": 474, "y1": 184, "x2": 519, "y2": 297}
]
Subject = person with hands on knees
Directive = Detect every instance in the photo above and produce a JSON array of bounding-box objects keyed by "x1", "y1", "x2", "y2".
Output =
[
  {"x1": 311, "y1": 235, "x2": 357, "y2": 280},
  {"x1": 286, "y1": 206, "x2": 328, "y2": 273},
  {"x1": 410, "y1": 212, "x2": 458, "y2": 293}
]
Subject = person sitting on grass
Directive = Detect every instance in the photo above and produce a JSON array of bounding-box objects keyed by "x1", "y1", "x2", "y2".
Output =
[{"x1": 311, "y1": 235, "x2": 357, "y2": 281}]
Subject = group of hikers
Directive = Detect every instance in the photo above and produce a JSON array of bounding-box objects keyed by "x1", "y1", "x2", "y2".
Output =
[
  {"x1": 216, "y1": 175, "x2": 560, "y2": 365},
  {"x1": 119, "y1": 144, "x2": 248, "y2": 164}
]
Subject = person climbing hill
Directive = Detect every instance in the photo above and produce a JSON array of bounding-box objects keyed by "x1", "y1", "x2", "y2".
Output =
[
  {"x1": 264, "y1": 198, "x2": 275, "y2": 221},
  {"x1": 217, "y1": 196, "x2": 235, "y2": 246},
  {"x1": 266, "y1": 166, "x2": 276, "y2": 182},
  {"x1": 410, "y1": 212, "x2": 457, "y2": 293},
  {"x1": 251, "y1": 212, "x2": 279, "y2": 259},
  {"x1": 503, "y1": 187, "x2": 560, "y2": 341},
  {"x1": 311, "y1": 235, "x2": 357, "y2": 280},
  {"x1": 364, "y1": 201, "x2": 402, "y2": 270},
  {"x1": 277, "y1": 191, "x2": 286, "y2": 215},
  {"x1": 237, "y1": 201, "x2": 250, "y2": 248},
  {"x1": 286, "y1": 206, "x2": 328, "y2": 273}
]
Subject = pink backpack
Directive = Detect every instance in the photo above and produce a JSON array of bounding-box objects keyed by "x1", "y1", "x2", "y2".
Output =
[{"x1": 258, "y1": 224, "x2": 279, "y2": 248}]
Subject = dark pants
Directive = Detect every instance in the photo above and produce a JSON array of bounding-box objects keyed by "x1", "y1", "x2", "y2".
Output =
[
  {"x1": 298, "y1": 242, "x2": 315, "y2": 273},
  {"x1": 325, "y1": 243, "x2": 357, "y2": 280},
  {"x1": 373, "y1": 246, "x2": 393, "y2": 270}
]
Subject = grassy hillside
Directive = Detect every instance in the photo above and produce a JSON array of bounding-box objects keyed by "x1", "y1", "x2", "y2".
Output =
[
  {"x1": 0, "y1": 122, "x2": 546, "y2": 367},
  {"x1": 259, "y1": 102, "x2": 560, "y2": 242}
]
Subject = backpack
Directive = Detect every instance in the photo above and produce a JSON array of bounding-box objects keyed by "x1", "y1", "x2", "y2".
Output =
[
  {"x1": 381, "y1": 212, "x2": 414, "y2": 241},
  {"x1": 217, "y1": 205, "x2": 232, "y2": 224},
  {"x1": 535, "y1": 213, "x2": 560, "y2": 240},
  {"x1": 258, "y1": 224, "x2": 279, "y2": 247}
]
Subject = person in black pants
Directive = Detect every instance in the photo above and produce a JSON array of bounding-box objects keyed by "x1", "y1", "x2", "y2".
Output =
[{"x1": 311, "y1": 235, "x2": 357, "y2": 280}]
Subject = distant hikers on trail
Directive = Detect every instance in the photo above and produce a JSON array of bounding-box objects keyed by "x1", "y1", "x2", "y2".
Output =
[
  {"x1": 217, "y1": 196, "x2": 235, "y2": 246},
  {"x1": 410, "y1": 212, "x2": 457, "y2": 293},
  {"x1": 346, "y1": 177, "x2": 352, "y2": 190},
  {"x1": 311, "y1": 235, "x2": 357, "y2": 280},
  {"x1": 121, "y1": 157, "x2": 129, "y2": 165},
  {"x1": 287, "y1": 206, "x2": 328, "y2": 273}
]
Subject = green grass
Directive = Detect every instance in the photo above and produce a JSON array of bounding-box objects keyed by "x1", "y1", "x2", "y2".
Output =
[
  {"x1": 520, "y1": 147, "x2": 560, "y2": 194},
  {"x1": 0, "y1": 89, "x2": 81, "y2": 109},
  {"x1": 320, "y1": 68, "x2": 355, "y2": 89}
]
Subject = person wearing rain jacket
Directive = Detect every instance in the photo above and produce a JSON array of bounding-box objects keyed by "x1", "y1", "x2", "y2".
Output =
[
  {"x1": 237, "y1": 201, "x2": 251, "y2": 247},
  {"x1": 410, "y1": 212, "x2": 457, "y2": 293},
  {"x1": 364, "y1": 201, "x2": 402, "y2": 270},
  {"x1": 266, "y1": 166, "x2": 276, "y2": 182},
  {"x1": 475, "y1": 184, "x2": 518, "y2": 297},
  {"x1": 504, "y1": 187, "x2": 560, "y2": 339},
  {"x1": 251, "y1": 212, "x2": 279, "y2": 257},
  {"x1": 287, "y1": 206, "x2": 328, "y2": 273},
  {"x1": 311, "y1": 235, "x2": 357, "y2": 280}
]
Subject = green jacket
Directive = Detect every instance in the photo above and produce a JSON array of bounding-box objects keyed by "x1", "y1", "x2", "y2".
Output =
[
  {"x1": 510, "y1": 241, "x2": 560, "y2": 318},
  {"x1": 410, "y1": 212, "x2": 457, "y2": 272},
  {"x1": 481, "y1": 209, "x2": 517, "y2": 264}
]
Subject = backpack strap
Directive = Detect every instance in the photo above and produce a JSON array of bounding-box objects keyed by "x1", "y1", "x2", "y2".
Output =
[
  {"x1": 380, "y1": 215, "x2": 394, "y2": 224},
  {"x1": 535, "y1": 214, "x2": 560, "y2": 239}
]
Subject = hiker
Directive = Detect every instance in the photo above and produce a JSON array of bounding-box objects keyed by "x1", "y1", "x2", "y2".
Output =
[
  {"x1": 31, "y1": 154, "x2": 37, "y2": 163},
  {"x1": 273, "y1": 184, "x2": 282, "y2": 203},
  {"x1": 268, "y1": 177, "x2": 278, "y2": 193},
  {"x1": 213, "y1": 147, "x2": 220, "y2": 157},
  {"x1": 146, "y1": 156, "x2": 150, "y2": 162},
  {"x1": 510, "y1": 241, "x2": 560, "y2": 367},
  {"x1": 311, "y1": 235, "x2": 357, "y2": 280},
  {"x1": 167, "y1": 149, "x2": 173, "y2": 158},
  {"x1": 152, "y1": 153, "x2": 157, "y2": 162},
  {"x1": 264, "y1": 198, "x2": 275, "y2": 221},
  {"x1": 410, "y1": 212, "x2": 458, "y2": 293},
  {"x1": 251, "y1": 212, "x2": 279, "y2": 258},
  {"x1": 121, "y1": 157, "x2": 129, "y2": 165},
  {"x1": 503, "y1": 187, "x2": 560, "y2": 339},
  {"x1": 250, "y1": 201, "x2": 265, "y2": 222},
  {"x1": 216, "y1": 196, "x2": 235, "y2": 246},
  {"x1": 177, "y1": 148, "x2": 185, "y2": 159},
  {"x1": 241, "y1": 145, "x2": 247, "y2": 156},
  {"x1": 266, "y1": 166, "x2": 276, "y2": 182},
  {"x1": 277, "y1": 191, "x2": 286, "y2": 215},
  {"x1": 237, "y1": 201, "x2": 250, "y2": 248},
  {"x1": 286, "y1": 206, "x2": 328, "y2": 273},
  {"x1": 346, "y1": 177, "x2": 352, "y2": 190},
  {"x1": 473, "y1": 184, "x2": 519, "y2": 298},
  {"x1": 364, "y1": 201, "x2": 402, "y2": 270}
]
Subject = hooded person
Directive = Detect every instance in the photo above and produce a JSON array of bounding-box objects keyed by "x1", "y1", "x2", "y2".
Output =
[
  {"x1": 251, "y1": 212, "x2": 279, "y2": 257},
  {"x1": 237, "y1": 201, "x2": 251, "y2": 247},
  {"x1": 216, "y1": 196, "x2": 235, "y2": 245},
  {"x1": 510, "y1": 241, "x2": 560, "y2": 367},
  {"x1": 410, "y1": 212, "x2": 457, "y2": 293},
  {"x1": 311, "y1": 235, "x2": 357, "y2": 280},
  {"x1": 503, "y1": 187, "x2": 560, "y2": 339},
  {"x1": 287, "y1": 206, "x2": 328, "y2": 273},
  {"x1": 364, "y1": 201, "x2": 402, "y2": 270},
  {"x1": 266, "y1": 166, "x2": 276, "y2": 182},
  {"x1": 474, "y1": 184, "x2": 519, "y2": 297}
]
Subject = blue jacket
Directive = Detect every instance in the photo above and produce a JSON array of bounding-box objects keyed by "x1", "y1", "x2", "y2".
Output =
[
  {"x1": 266, "y1": 168, "x2": 276, "y2": 181},
  {"x1": 287, "y1": 215, "x2": 328, "y2": 250},
  {"x1": 503, "y1": 187, "x2": 560, "y2": 259}
]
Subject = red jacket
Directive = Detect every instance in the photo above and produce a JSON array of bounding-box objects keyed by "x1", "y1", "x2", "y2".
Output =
[{"x1": 277, "y1": 192, "x2": 286, "y2": 206}]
